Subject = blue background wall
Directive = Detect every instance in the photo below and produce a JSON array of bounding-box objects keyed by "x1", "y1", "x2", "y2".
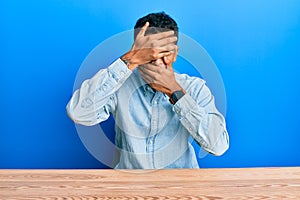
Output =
[{"x1": 1, "y1": 0, "x2": 299, "y2": 168}]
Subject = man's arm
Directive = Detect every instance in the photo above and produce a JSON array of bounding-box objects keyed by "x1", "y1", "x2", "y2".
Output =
[
  {"x1": 137, "y1": 63, "x2": 229, "y2": 156},
  {"x1": 66, "y1": 59, "x2": 131, "y2": 126},
  {"x1": 173, "y1": 80, "x2": 229, "y2": 156},
  {"x1": 66, "y1": 22, "x2": 177, "y2": 125}
]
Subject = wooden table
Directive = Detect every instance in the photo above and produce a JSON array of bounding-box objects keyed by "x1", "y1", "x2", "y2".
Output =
[{"x1": 0, "y1": 167, "x2": 299, "y2": 199}]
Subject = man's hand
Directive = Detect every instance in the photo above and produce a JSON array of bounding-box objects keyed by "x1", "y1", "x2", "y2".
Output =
[
  {"x1": 138, "y1": 62, "x2": 183, "y2": 97},
  {"x1": 121, "y1": 22, "x2": 177, "y2": 70}
]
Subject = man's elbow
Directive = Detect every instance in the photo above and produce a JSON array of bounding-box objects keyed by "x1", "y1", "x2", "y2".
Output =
[
  {"x1": 66, "y1": 107, "x2": 78, "y2": 123},
  {"x1": 66, "y1": 104, "x2": 95, "y2": 126},
  {"x1": 66, "y1": 105, "x2": 80, "y2": 124},
  {"x1": 205, "y1": 136, "x2": 229, "y2": 156},
  {"x1": 213, "y1": 130, "x2": 230, "y2": 156},
  {"x1": 212, "y1": 142, "x2": 229, "y2": 156}
]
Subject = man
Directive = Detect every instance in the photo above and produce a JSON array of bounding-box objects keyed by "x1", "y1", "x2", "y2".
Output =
[{"x1": 66, "y1": 12, "x2": 229, "y2": 169}]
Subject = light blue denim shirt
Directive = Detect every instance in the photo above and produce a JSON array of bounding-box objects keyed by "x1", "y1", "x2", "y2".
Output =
[{"x1": 66, "y1": 58, "x2": 229, "y2": 169}]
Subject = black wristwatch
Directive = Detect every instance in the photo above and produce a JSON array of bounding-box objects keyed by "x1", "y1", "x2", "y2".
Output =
[{"x1": 169, "y1": 90, "x2": 185, "y2": 105}]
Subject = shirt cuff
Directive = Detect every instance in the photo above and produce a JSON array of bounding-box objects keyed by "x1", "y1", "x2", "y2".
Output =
[
  {"x1": 107, "y1": 58, "x2": 132, "y2": 82},
  {"x1": 172, "y1": 94, "x2": 205, "y2": 119}
]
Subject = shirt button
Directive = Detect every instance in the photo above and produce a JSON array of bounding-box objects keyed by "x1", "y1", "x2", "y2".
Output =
[
  {"x1": 149, "y1": 140, "x2": 153, "y2": 144},
  {"x1": 175, "y1": 108, "x2": 180, "y2": 113},
  {"x1": 189, "y1": 127, "x2": 192, "y2": 131},
  {"x1": 153, "y1": 100, "x2": 157, "y2": 105}
]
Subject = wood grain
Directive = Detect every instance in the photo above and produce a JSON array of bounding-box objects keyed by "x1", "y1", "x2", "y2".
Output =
[{"x1": 0, "y1": 167, "x2": 299, "y2": 199}]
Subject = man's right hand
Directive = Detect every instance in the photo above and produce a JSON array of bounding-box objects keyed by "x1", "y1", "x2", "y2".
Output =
[{"x1": 121, "y1": 22, "x2": 177, "y2": 70}]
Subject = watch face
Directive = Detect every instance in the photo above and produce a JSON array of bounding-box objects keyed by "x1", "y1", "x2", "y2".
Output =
[{"x1": 171, "y1": 90, "x2": 185, "y2": 104}]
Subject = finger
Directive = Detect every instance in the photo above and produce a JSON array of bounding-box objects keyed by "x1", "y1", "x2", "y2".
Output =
[
  {"x1": 138, "y1": 68, "x2": 154, "y2": 83},
  {"x1": 136, "y1": 22, "x2": 149, "y2": 38},
  {"x1": 158, "y1": 36, "x2": 177, "y2": 46},
  {"x1": 158, "y1": 36, "x2": 177, "y2": 45},
  {"x1": 147, "y1": 36, "x2": 177, "y2": 49},
  {"x1": 138, "y1": 69, "x2": 151, "y2": 81},
  {"x1": 139, "y1": 64, "x2": 158, "y2": 75},
  {"x1": 146, "y1": 50, "x2": 171, "y2": 61},
  {"x1": 158, "y1": 44, "x2": 177, "y2": 53},
  {"x1": 148, "y1": 30, "x2": 175, "y2": 40},
  {"x1": 156, "y1": 51, "x2": 173, "y2": 59}
]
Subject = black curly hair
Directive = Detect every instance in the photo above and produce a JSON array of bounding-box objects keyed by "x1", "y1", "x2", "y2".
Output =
[{"x1": 134, "y1": 12, "x2": 178, "y2": 43}]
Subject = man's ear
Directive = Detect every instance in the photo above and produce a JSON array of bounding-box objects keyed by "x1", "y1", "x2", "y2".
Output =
[{"x1": 172, "y1": 46, "x2": 179, "y2": 62}]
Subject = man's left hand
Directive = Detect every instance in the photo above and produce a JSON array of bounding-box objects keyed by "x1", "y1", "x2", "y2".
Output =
[{"x1": 138, "y1": 62, "x2": 182, "y2": 97}]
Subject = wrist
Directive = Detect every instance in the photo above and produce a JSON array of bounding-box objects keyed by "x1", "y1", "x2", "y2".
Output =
[
  {"x1": 167, "y1": 83, "x2": 183, "y2": 97},
  {"x1": 121, "y1": 52, "x2": 138, "y2": 71},
  {"x1": 169, "y1": 89, "x2": 186, "y2": 105}
]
